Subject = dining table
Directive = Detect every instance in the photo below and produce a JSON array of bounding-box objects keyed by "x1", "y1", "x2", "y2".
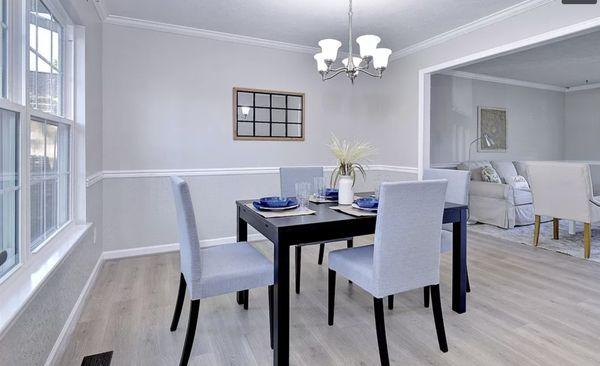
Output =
[{"x1": 235, "y1": 196, "x2": 468, "y2": 366}]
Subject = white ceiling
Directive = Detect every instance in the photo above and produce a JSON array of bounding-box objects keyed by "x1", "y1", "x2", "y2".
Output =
[
  {"x1": 104, "y1": 0, "x2": 527, "y2": 52},
  {"x1": 456, "y1": 29, "x2": 600, "y2": 88}
]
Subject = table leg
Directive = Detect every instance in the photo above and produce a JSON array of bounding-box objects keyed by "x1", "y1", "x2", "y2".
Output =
[
  {"x1": 236, "y1": 206, "x2": 248, "y2": 305},
  {"x1": 452, "y1": 207, "x2": 467, "y2": 314},
  {"x1": 273, "y1": 240, "x2": 290, "y2": 366}
]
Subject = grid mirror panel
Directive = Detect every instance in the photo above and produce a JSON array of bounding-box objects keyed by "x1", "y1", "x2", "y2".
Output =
[{"x1": 234, "y1": 88, "x2": 304, "y2": 140}]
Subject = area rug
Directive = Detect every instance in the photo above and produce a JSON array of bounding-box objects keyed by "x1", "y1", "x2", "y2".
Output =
[{"x1": 468, "y1": 220, "x2": 600, "y2": 262}]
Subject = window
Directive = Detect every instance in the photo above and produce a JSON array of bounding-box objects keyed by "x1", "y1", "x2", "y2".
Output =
[
  {"x1": 0, "y1": 108, "x2": 19, "y2": 277},
  {"x1": 30, "y1": 118, "x2": 69, "y2": 250},
  {"x1": 233, "y1": 88, "x2": 305, "y2": 141},
  {"x1": 1, "y1": 0, "x2": 7, "y2": 97},
  {"x1": 29, "y1": 0, "x2": 64, "y2": 116}
]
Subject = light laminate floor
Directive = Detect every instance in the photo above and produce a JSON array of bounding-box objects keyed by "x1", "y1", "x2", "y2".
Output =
[{"x1": 59, "y1": 232, "x2": 600, "y2": 365}]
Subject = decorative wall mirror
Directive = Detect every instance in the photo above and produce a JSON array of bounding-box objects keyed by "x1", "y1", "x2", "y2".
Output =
[{"x1": 233, "y1": 87, "x2": 305, "y2": 141}]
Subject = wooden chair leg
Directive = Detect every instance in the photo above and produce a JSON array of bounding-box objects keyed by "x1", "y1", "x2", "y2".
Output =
[
  {"x1": 268, "y1": 285, "x2": 274, "y2": 350},
  {"x1": 584, "y1": 223, "x2": 591, "y2": 259},
  {"x1": 243, "y1": 290, "x2": 249, "y2": 310},
  {"x1": 553, "y1": 218, "x2": 560, "y2": 240},
  {"x1": 171, "y1": 273, "x2": 187, "y2": 331},
  {"x1": 424, "y1": 286, "x2": 430, "y2": 308},
  {"x1": 179, "y1": 299, "x2": 200, "y2": 366},
  {"x1": 430, "y1": 284, "x2": 448, "y2": 353},
  {"x1": 328, "y1": 269, "x2": 336, "y2": 326},
  {"x1": 295, "y1": 246, "x2": 302, "y2": 294},
  {"x1": 533, "y1": 215, "x2": 541, "y2": 246},
  {"x1": 317, "y1": 243, "x2": 325, "y2": 265},
  {"x1": 388, "y1": 295, "x2": 394, "y2": 310},
  {"x1": 373, "y1": 297, "x2": 390, "y2": 366}
]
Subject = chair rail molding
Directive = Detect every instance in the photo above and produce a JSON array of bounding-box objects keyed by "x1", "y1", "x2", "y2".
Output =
[{"x1": 85, "y1": 165, "x2": 418, "y2": 185}]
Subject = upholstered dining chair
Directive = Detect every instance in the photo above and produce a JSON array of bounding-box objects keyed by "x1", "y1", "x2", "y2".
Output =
[
  {"x1": 169, "y1": 176, "x2": 274, "y2": 366},
  {"x1": 422, "y1": 168, "x2": 471, "y2": 308},
  {"x1": 280, "y1": 166, "x2": 354, "y2": 294},
  {"x1": 528, "y1": 162, "x2": 599, "y2": 259},
  {"x1": 328, "y1": 180, "x2": 449, "y2": 365}
]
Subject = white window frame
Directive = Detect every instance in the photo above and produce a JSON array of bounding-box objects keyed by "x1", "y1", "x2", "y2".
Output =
[
  {"x1": 0, "y1": 0, "x2": 88, "y2": 336},
  {"x1": 26, "y1": 0, "x2": 74, "y2": 254},
  {"x1": 0, "y1": 0, "x2": 84, "y2": 284}
]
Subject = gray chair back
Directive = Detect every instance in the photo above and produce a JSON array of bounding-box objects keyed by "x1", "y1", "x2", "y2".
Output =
[
  {"x1": 170, "y1": 176, "x2": 202, "y2": 288},
  {"x1": 373, "y1": 180, "x2": 447, "y2": 297},
  {"x1": 423, "y1": 168, "x2": 470, "y2": 205},
  {"x1": 280, "y1": 166, "x2": 324, "y2": 197}
]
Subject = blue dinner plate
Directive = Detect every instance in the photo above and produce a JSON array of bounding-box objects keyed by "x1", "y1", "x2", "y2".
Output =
[
  {"x1": 259, "y1": 197, "x2": 297, "y2": 208},
  {"x1": 253, "y1": 197, "x2": 299, "y2": 211},
  {"x1": 325, "y1": 188, "x2": 339, "y2": 200},
  {"x1": 354, "y1": 197, "x2": 379, "y2": 209}
]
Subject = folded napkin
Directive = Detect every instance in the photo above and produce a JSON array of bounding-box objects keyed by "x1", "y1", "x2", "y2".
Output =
[
  {"x1": 247, "y1": 203, "x2": 316, "y2": 218},
  {"x1": 330, "y1": 205, "x2": 377, "y2": 217}
]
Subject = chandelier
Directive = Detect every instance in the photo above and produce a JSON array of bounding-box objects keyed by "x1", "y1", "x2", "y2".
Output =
[{"x1": 314, "y1": 0, "x2": 391, "y2": 83}]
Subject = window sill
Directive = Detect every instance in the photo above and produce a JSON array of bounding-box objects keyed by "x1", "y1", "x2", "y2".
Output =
[{"x1": 0, "y1": 223, "x2": 92, "y2": 338}]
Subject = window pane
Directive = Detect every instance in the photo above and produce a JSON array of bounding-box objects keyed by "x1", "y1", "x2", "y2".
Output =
[
  {"x1": 29, "y1": 0, "x2": 64, "y2": 116},
  {"x1": 0, "y1": 108, "x2": 18, "y2": 278},
  {"x1": 30, "y1": 119, "x2": 70, "y2": 250},
  {"x1": 0, "y1": 0, "x2": 7, "y2": 97}
]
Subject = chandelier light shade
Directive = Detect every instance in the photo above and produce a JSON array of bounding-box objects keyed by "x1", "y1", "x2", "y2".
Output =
[
  {"x1": 356, "y1": 35, "x2": 380, "y2": 58},
  {"x1": 372, "y1": 48, "x2": 392, "y2": 70},
  {"x1": 318, "y1": 39, "x2": 342, "y2": 62},
  {"x1": 314, "y1": 0, "x2": 392, "y2": 83},
  {"x1": 342, "y1": 57, "x2": 363, "y2": 68}
]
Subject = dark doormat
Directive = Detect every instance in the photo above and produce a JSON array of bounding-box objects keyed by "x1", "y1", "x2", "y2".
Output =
[{"x1": 81, "y1": 351, "x2": 113, "y2": 366}]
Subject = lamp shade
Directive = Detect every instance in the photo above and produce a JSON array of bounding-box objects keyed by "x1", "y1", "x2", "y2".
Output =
[
  {"x1": 342, "y1": 57, "x2": 363, "y2": 69},
  {"x1": 356, "y1": 35, "x2": 381, "y2": 58},
  {"x1": 372, "y1": 48, "x2": 392, "y2": 70},
  {"x1": 314, "y1": 53, "x2": 328, "y2": 72},
  {"x1": 318, "y1": 39, "x2": 342, "y2": 62}
]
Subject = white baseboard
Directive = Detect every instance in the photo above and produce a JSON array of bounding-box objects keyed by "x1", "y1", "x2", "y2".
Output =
[{"x1": 44, "y1": 256, "x2": 104, "y2": 366}]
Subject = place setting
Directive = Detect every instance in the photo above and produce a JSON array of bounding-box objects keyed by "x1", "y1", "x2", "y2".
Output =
[{"x1": 248, "y1": 182, "x2": 317, "y2": 218}]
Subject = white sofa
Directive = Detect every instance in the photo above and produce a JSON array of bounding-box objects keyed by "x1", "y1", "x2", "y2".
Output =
[{"x1": 457, "y1": 160, "x2": 534, "y2": 229}]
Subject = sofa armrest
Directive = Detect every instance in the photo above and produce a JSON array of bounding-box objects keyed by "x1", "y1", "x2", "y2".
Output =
[{"x1": 470, "y1": 181, "x2": 511, "y2": 200}]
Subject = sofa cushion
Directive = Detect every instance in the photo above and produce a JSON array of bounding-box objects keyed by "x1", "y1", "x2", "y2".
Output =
[
  {"x1": 513, "y1": 161, "x2": 530, "y2": 184},
  {"x1": 457, "y1": 160, "x2": 492, "y2": 181},
  {"x1": 482, "y1": 166, "x2": 502, "y2": 183},
  {"x1": 491, "y1": 161, "x2": 518, "y2": 183},
  {"x1": 507, "y1": 175, "x2": 530, "y2": 191},
  {"x1": 513, "y1": 188, "x2": 533, "y2": 205}
]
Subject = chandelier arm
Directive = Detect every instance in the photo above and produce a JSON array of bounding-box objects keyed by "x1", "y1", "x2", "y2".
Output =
[
  {"x1": 328, "y1": 66, "x2": 348, "y2": 73},
  {"x1": 322, "y1": 69, "x2": 349, "y2": 81},
  {"x1": 357, "y1": 68, "x2": 382, "y2": 78}
]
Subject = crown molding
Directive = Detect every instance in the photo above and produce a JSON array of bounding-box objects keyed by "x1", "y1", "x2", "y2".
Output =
[
  {"x1": 439, "y1": 70, "x2": 567, "y2": 92},
  {"x1": 566, "y1": 82, "x2": 600, "y2": 92},
  {"x1": 390, "y1": 0, "x2": 554, "y2": 61},
  {"x1": 91, "y1": 0, "x2": 109, "y2": 22},
  {"x1": 104, "y1": 15, "x2": 320, "y2": 55}
]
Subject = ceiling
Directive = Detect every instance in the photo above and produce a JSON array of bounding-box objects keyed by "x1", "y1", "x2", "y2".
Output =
[
  {"x1": 104, "y1": 0, "x2": 527, "y2": 52},
  {"x1": 455, "y1": 29, "x2": 600, "y2": 88}
]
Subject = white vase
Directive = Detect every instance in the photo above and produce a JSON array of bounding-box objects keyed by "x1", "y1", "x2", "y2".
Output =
[{"x1": 338, "y1": 175, "x2": 354, "y2": 205}]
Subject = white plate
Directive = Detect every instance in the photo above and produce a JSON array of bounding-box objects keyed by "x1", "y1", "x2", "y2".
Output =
[
  {"x1": 255, "y1": 204, "x2": 300, "y2": 211},
  {"x1": 352, "y1": 203, "x2": 378, "y2": 212}
]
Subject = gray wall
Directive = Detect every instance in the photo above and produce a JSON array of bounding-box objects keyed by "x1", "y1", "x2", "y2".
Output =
[
  {"x1": 564, "y1": 88, "x2": 600, "y2": 161},
  {"x1": 430, "y1": 74, "x2": 566, "y2": 165}
]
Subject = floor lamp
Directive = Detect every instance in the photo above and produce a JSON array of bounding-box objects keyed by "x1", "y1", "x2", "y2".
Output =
[{"x1": 468, "y1": 133, "x2": 495, "y2": 162}]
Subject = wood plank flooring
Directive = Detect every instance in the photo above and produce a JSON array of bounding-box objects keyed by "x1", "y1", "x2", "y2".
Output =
[{"x1": 59, "y1": 232, "x2": 600, "y2": 365}]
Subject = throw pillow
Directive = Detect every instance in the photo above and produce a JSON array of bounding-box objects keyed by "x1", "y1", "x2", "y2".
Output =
[
  {"x1": 507, "y1": 175, "x2": 530, "y2": 190},
  {"x1": 481, "y1": 166, "x2": 501, "y2": 183}
]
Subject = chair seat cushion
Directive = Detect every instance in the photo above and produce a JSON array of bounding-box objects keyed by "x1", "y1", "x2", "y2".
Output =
[
  {"x1": 191, "y1": 243, "x2": 273, "y2": 299},
  {"x1": 328, "y1": 245, "x2": 374, "y2": 292}
]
